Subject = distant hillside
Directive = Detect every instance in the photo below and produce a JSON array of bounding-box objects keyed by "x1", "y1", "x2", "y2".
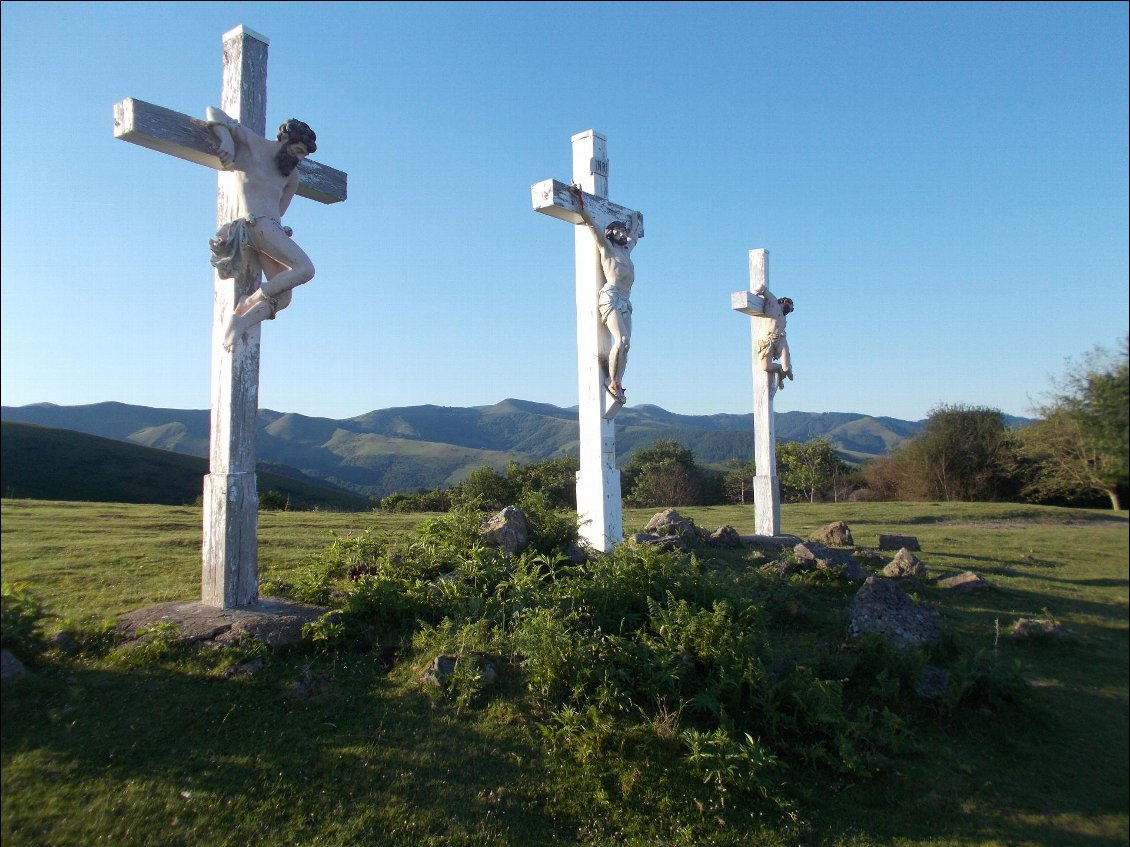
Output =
[
  {"x1": 1, "y1": 399, "x2": 945, "y2": 499},
  {"x1": 0, "y1": 421, "x2": 371, "y2": 510}
]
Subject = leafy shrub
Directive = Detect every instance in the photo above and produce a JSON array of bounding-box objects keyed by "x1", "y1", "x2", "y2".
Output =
[{"x1": 1, "y1": 582, "x2": 49, "y2": 661}]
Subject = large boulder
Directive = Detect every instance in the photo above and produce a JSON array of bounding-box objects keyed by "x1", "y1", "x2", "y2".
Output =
[
  {"x1": 849, "y1": 576, "x2": 941, "y2": 651},
  {"x1": 708, "y1": 525, "x2": 742, "y2": 547},
  {"x1": 627, "y1": 532, "x2": 690, "y2": 553},
  {"x1": 480, "y1": 506, "x2": 529, "y2": 555},
  {"x1": 809, "y1": 521, "x2": 854, "y2": 547}
]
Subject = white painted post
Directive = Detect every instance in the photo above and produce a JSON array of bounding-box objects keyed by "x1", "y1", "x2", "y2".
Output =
[
  {"x1": 201, "y1": 26, "x2": 269, "y2": 607},
  {"x1": 572, "y1": 131, "x2": 623, "y2": 551},
  {"x1": 113, "y1": 26, "x2": 347, "y2": 608},
  {"x1": 531, "y1": 131, "x2": 644, "y2": 551},
  {"x1": 732, "y1": 249, "x2": 781, "y2": 536}
]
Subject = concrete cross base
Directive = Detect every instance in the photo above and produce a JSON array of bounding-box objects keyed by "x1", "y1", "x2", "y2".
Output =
[
  {"x1": 576, "y1": 466, "x2": 623, "y2": 552},
  {"x1": 116, "y1": 598, "x2": 326, "y2": 649},
  {"x1": 753, "y1": 474, "x2": 782, "y2": 537},
  {"x1": 202, "y1": 472, "x2": 259, "y2": 608}
]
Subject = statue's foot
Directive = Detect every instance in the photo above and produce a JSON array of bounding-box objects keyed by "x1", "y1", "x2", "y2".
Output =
[
  {"x1": 222, "y1": 315, "x2": 243, "y2": 351},
  {"x1": 609, "y1": 383, "x2": 626, "y2": 402}
]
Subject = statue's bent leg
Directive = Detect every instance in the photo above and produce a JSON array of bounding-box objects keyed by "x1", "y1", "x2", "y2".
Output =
[{"x1": 249, "y1": 221, "x2": 315, "y2": 298}]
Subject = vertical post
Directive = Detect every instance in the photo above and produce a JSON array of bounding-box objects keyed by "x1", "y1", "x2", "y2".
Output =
[
  {"x1": 202, "y1": 26, "x2": 269, "y2": 607},
  {"x1": 749, "y1": 249, "x2": 781, "y2": 536},
  {"x1": 572, "y1": 130, "x2": 622, "y2": 551}
]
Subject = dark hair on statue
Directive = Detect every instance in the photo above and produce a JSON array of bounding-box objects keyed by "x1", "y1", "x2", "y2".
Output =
[
  {"x1": 605, "y1": 221, "x2": 628, "y2": 237},
  {"x1": 277, "y1": 119, "x2": 317, "y2": 154},
  {"x1": 779, "y1": 297, "x2": 795, "y2": 311}
]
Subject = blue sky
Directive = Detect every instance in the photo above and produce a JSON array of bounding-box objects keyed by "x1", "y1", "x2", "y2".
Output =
[{"x1": 2, "y1": 1, "x2": 1126, "y2": 423}]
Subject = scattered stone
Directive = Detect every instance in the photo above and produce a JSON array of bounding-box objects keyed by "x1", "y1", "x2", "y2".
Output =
[
  {"x1": 916, "y1": 665, "x2": 952, "y2": 701},
  {"x1": 809, "y1": 521, "x2": 854, "y2": 547},
  {"x1": 883, "y1": 548, "x2": 927, "y2": 579},
  {"x1": 852, "y1": 547, "x2": 884, "y2": 562},
  {"x1": 937, "y1": 571, "x2": 996, "y2": 593},
  {"x1": 115, "y1": 598, "x2": 327, "y2": 649},
  {"x1": 563, "y1": 541, "x2": 589, "y2": 563},
  {"x1": 627, "y1": 532, "x2": 690, "y2": 553},
  {"x1": 1, "y1": 649, "x2": 26, "y2": 683},
  {"x1": 291, "y1": 664, "x2": 334, "y2": 697},
  {"x1": 849, "y1": 576, "x2": 941, "y2": 650},
  {"x1": 421, "y1": 654, "x2": 498, "y2": 689},
  {"x1": 50, "y1": 630, "x2": 80, "y2": 654},
  {"x1": 645, "y1": 509, "x2": 698, "y2": 542},
  {"x1": 879, "y1": 534, "x2": 921, "y2": 552},
  {"x1": 480, "y1": 506, "x2": 530, "y2": 555},
  {"x1": 224, "y1": 657, "x2": 266, "y2": 678},
  {"x1": 708, "y1": 525, "x2": 742, "y2": 547},
  {"x1": 1009, "y1": 618, "x2": 1067, "y2": 640},
  {"x1": 760, "y1": 559, "x2": 796, "y2": 578},
  {"x1": 794, "y1": 542, "x2": 868, "y2": 582}
]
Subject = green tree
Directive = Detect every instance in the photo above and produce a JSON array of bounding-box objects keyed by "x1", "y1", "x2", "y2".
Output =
[
  {"x1": 621, "y1": 439, "x2": 704, "y2": 507},
  {"x1": 452, "y1": 465, "x2": 517, "y2": 511},
  {"x1": 722, "y1": 459, "x2": 757, "y2": 505},
  {"x1": 1020, "y1": 340, "x2": 1128, "y2": 509},
  {"x1": 864, "y1": 405, "x2": 1020, "y2": 501},
  {"x1": 776, "y1": 438, "x2": 853, "y2": 503}
]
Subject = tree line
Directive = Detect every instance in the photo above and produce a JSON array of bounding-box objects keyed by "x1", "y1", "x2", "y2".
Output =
[{"x1": 376, "y1": 340, "x2": 1127, "y2": 512}]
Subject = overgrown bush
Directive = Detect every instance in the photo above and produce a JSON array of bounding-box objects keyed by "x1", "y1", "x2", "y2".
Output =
[{"x1": 1, "y1": 582, "x2": 49, "y2": 661}]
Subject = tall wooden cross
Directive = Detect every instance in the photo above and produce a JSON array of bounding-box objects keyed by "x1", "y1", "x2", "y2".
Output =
[
  {"x1": 113, "y1": 25, "x2": 348, "y2": 608},
  {"x1": 532, "y1": 130, "x2": 644, "y2": 551},
  {"x1": 731, "y1": 248, "x2": 782, "y2": 537}
]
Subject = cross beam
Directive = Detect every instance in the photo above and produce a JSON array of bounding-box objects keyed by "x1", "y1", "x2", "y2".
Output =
[
  {"x1": 113, "y1": 25, "x2": 348, "y2": 608},
  {"x1": 113, "y1": 98, "x2": 347, "y2": 204},
  {"x1": 532, "y1": 131, "x2": 644, "y2": 551}
]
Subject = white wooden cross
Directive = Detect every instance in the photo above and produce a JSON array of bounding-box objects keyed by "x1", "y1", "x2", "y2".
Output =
[
  {"x1": 113, "y1": 25, "x2": 348, "y2": 608},
  {"x1": 731, "y1": 248, "x2": 782, "y2": 537},
  {"x1": 532, "y1": 130, "x2": 644, "y2": 552}
]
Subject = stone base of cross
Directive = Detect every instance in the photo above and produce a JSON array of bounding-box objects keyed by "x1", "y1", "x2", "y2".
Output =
[
  {"x1": 532, "y1": 131, "x2": 644, "y2": 551},
  {"x1": 732, "y1": 248, "x2": 782, "y2": 537}
]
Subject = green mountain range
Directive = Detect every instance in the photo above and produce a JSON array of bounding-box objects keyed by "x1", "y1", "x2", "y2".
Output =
[{"x1": 1, "y1": 399, "x2": 940, "y2": 500}]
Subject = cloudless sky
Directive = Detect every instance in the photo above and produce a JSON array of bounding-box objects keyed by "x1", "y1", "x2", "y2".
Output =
[{"x1": 2, "y1": 1, "x2": 1127, "y2": 423}]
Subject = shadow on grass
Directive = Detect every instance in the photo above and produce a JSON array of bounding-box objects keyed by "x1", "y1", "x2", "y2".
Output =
[{"x1": 1, "y1": 655, "x2": 577, "y2": 846}]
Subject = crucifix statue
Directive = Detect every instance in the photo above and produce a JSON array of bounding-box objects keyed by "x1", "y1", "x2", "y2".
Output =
[
  {"x1": 732, "y1": 249, "x2": 796, "y2": 537},
  {"x1": 532, "y1": 131, "x2": 645, "y2": 551},
  {"x1": 113, "y1": 25, "x2": 348, "y2": 608}
]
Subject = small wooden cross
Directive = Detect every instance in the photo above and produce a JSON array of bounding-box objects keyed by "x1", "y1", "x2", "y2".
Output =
[
  {"x1": 113, "y1": 25, "x2": 348, "y2": 608},
  {"x1": 532, "y1": 131, "x2": 644, "y2": 551}
]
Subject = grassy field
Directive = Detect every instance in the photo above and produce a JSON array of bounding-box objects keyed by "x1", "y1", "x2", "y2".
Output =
[{"x1": 2, "y1": 498, "x2": 1127, "y2": 846}]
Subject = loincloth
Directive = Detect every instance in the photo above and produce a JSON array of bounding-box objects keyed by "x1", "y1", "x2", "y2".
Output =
[
  {"x1": 598, "y1": 284, "x2": 632, "y2": 323},
  {"x1": 756, "y1": 329, "x2": 786, "y2": 358},
  {"x1": 208, "y1": 215, "x2": 282, "y2": 279}
]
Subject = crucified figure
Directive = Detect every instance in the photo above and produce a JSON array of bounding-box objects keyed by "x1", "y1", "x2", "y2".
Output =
[
  {"x1": 571, "y1": 184, "x2": 643, "y2": 404},
  {"x1": 205, "y1": 108, "x2": 318, "y2": 349},
  {"x1": 754, "y1": 283, "x2": 795, "y2": 389}
]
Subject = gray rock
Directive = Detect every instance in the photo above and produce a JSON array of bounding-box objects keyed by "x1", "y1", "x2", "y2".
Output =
[
  {"x1": 809, "y1": 521, "x2": 855, "y2": 547},
  {"x1": 1009, "y1": 618, "x2": 1067, "y2": 639},
  {"x1": 708, "y1": 525, "x2": 742, "y2": 547},
  {"x1": 760, "y1": 559, "x2": 796, "y2": 577},
  {"x1": 645, "y1": 509, "x2": 698, "y2": 541},
  {"x1": 937, "y1": 571, "x2": 996, "y2": 593},
  {"x1": 1, "y1": 649, "x2": 26, "y2": 683},
  {"x1": 879, "y1": 534, "x2": 921, "y2": 551},
  {"x1": 421, "y1": 654, "x2": 498, "y2": 689},
  {"x1": 50, "y1": 630, "x2": 80, "y2": 654},
  {"x1": 849, "y1": 576, "x2": 941, "y2": 650},
  {"x1": 481, "y1": 505, "x2": 530, "y2": 555},
  {"x1": 883, "y1": 548, "x2": 926, "y2": 579},
  {"x1": 628, "y1": 532, "x2": 690, "y2": 553},
  {"x1": 794, "y1": 542, "x2": 867, "y2": 582}
]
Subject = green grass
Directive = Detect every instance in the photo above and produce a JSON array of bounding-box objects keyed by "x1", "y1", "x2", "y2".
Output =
[{"x1": 2, "y1": 499, "x2": 1127, "y2": 846}]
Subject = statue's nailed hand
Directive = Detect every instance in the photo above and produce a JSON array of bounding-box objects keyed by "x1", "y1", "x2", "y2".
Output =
[{"x1": 216, "y1": 137, "x2": 236, "y2": 169}]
